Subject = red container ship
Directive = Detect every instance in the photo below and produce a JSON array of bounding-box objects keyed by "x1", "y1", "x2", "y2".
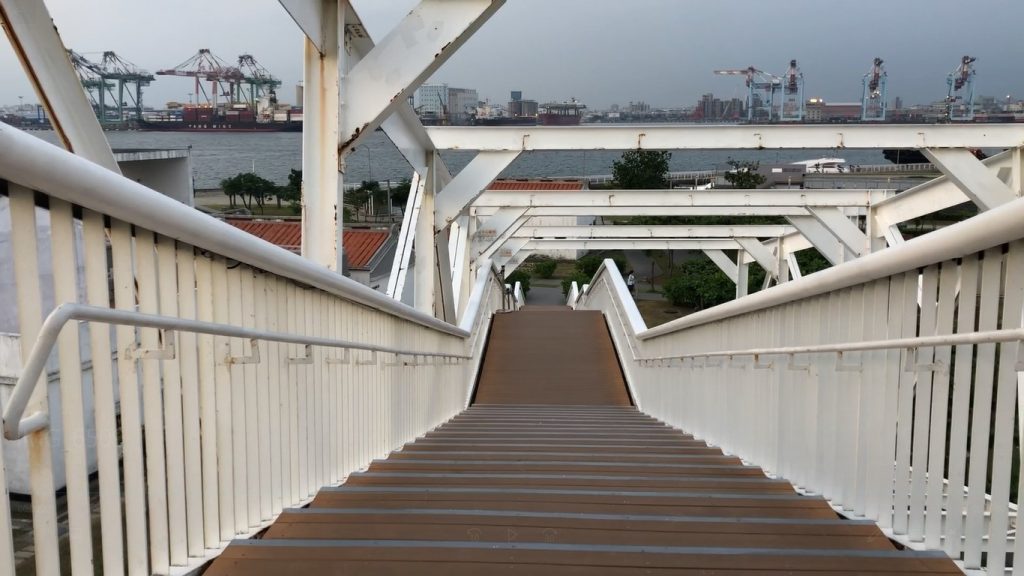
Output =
[{"x1": 538, "y1": 99, "x2": 586, "y2": 126}]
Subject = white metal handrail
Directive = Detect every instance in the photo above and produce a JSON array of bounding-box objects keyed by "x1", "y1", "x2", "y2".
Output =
[
  {"x1": 0, "y1": 124, "x2": 465, "y2": 338},
  {"x1": 641, "y1": 194, "x2": 1024, "y2": 339},
  {"x1": 638, "y1": 328, "x2": 1024, "y2": 364},
  {"x1": 2, "y1": 303, "x2": 471, "y2": 441}
]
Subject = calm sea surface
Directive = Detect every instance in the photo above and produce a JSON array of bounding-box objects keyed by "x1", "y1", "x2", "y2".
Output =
[{"x1": 30, "y1": 129, "x2": 889, "y2": 190}]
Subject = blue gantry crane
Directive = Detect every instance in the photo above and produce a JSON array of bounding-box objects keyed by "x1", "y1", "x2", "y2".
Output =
[{"x1": 861, "y1": 57, "x2": 887, "y2": 122}]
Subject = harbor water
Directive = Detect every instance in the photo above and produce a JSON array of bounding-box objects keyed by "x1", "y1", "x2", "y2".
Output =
[{"x1": 30, "y1": 129, "x2": 891, "y2": 190}]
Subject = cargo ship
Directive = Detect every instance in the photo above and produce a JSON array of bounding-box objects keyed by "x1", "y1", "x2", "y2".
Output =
[
  {"x1": 138, "y1": 103, "x2": 302, "y2": 132},
  {"x1": 538, "y1": 99, "x2": 586, "y2": 126}
]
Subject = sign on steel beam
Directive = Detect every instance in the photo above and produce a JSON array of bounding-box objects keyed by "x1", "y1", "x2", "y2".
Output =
[
  {"x1": 340, "y1": 0, "x2": 506, "y2": 155},
  {"x1": 786, "y1": 215, "x2": 847, "y2": 266},
  {"x1": 426, "y1": 124, "x2": 1024, "y2": 152},
  {"x1": 807, "y1": 207, "x2": 869, "y2": 256},
  {"x1": 0, "y1": 0, "x2": 118, "y2": 171},
  {"x1": 704, "y1": 249, "x2": 739, "y2": 283},
  {"x1": 735, "y1": 238, "x2": 780, "y2": 277},
  {"x1": 473, "y1": 208, "x2": 528, "y2": 257},
  {"x1": 435, "y1": 151, "x2": 521, "y2": 229},
  {"x1": 923, "y1": 148, "x2": 1017, "y2": 210}
]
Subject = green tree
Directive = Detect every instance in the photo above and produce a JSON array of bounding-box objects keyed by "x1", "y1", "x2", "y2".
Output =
[
  {"x1": 221, "y1": 172, "x2": 277, "y2": 213},
  {"x1": 723, "y1": 159, "x2": 767, "y2": 189},
  {"x1": 276, "y1": 169, "x2": 302, "y2": 214},
  {"x1": 612, "y1": 149, "x2": 672, "y2": 189},
  {"x1": 662, "y1": 256, "x2": 735, "y2": 310},
  {"x1": 390, "y1": 179, "x2": 412, "y2": 212}
]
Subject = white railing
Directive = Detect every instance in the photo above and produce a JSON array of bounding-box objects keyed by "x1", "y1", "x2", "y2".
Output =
[
  {"x1": 577, "y1": 195, "x2": 1024, "y2": 575},
  {"x1": 0, "y1": 123, "x2": 506, "y2": 575},
  {"x1": 566, "y1": 282, "x2": 581, "y2": 307}
]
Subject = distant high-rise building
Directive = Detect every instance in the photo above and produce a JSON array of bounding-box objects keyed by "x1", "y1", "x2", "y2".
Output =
[
  {"x1": 414, "y1": 84, "x2": 448, "y2": 120},
  {"x1": 893, "y1": 96, "x2": 904, "y2": 110},
  {"x1": 447, "y1": 87, "x2": 479, "y2": 125}
]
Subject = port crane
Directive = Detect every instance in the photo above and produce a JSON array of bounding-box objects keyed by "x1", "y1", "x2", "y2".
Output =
[
  {"x1": 68, "y1": 50, "x2": 152, "y2": 123},
  {"x1": 779, "y1": 59, "x2": 805, "y2": 122},
  {"x1": 860, "y1": 57, "x2": 888, "y2": 122},
  {"x1": 236, "y1": 54, "x2": 282, "y2": 108},
  {"x1": 714, "y1": 66, "x2": 782, "y2": 122},
  {"x1": 157, "y1": 49, "x2": 244, "y2": 109},
  {"x1": 946, "y1": 55, "x2": 977, "y2": 121}
]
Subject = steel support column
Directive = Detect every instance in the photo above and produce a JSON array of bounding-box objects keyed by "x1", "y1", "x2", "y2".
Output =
[
  {"x1": 299, "y1": 0, "x2": 343, "y2": 270},
  {"x1": 704, "y1": 249, "x2": 739, "y2": 283}
]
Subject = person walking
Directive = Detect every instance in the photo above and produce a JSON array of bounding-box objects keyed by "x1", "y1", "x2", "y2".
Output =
[{"x1": 626, "y1": 270, "x2": 636, "y2": 297}]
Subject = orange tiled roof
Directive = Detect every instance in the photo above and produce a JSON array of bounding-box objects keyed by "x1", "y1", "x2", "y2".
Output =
[
  {"x1": 342, "y1": 229, "x2": 389, "y2": 269},
  {"x1": 226, "y1": 218, "x2": 301, "y2": 251},
  {"x1": 224, "y1": 219, "x2": 389, "y2": 269},
  {"x1": 488, "y1": 179, "x2": 584, "y2": 191}
]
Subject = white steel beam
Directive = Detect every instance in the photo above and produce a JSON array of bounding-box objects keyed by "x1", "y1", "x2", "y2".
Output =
[
  {"x1": 704, "y1": 249, "x2": 739, "y2": 283},
  {"x1": 436, "y1": 151, "x2": 520, "y2": 228},
  {"x1": 786, "y1": 216, "x2": 847, "y2": 266},
  {"x1": 785, "y1": 252, "x2": 802, "y2": 280},
  {"x1": 426, "y1": 124, "x2": 1024, "y2": 152},
  {"x1": 502, "y1": 249, "x2": 534, "y2": 275},
  {"x1": 414, "y1": 156, "x2": 440, "y2": 314},
  {"x1": 300, "y1": 0, "x2": 343, "y2": 270},
  {"x1": 807, "y1": 207, "x2": 869, "y2": 256},
  {"x1": 473, "y1": 208, "x2": 528, "y2": 260},
  {"x1": 507, "y1": 206, "x2": 816, "y2": 217},
  {"x1": 524, "y1": 239, "x2": 743, "y2": 251},
  {"x1": 279, "y1": 0, "x2": 326, "y2": 52},
  {"x1": 387, "y1": 172, "x2": 423, "y2": 300},
  {"x1": 870, "y1": 149, "x2": 1015, "y2": 234},
  {"x1": 473, "y1": 189, "x2": 883, "y2": 208},
  {"x1": 923, "y1": 148, "x2": 1017, "y2": 210},
  {"x1": 339, "y1": 0, "x2": 505, "y2": 155},
  {"x1": 432, "y1": 225, "x2": 457, "y2": 323},
  {"x1": 0, "y1": 0, "x2": 119, "y2": 171},
  {"x1": 514, "y1": 225, "x2": 797, "y2": 239},
  {"x1": 493, "y1": 238, "x2": 530, "y2": 269},
  {"x1": 736, "y1": 252, "x2": 749, "y2": 298},
  {"x1": 736, "y1": 238, "x2": 780, "y2": 277}
]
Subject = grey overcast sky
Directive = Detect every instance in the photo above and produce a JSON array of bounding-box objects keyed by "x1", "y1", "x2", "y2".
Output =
[{"x1": 1, "y1": 0, "x2": 1022, "y2": 109}]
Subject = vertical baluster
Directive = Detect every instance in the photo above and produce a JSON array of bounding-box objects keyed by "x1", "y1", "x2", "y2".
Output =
[
  {"x1": 266, "y1": 274, "x2": 282, "y2": 514},
  {"x1": 276, "y1": 277, "x2": 294, "y2": 507},
  {"x1": 877, "y1": 274, "x2": 905, "y2": 531},
  {"x1": 864, "y1": 279, "x2": 891, "y2": 522},
  {"x1": 134, "y1": 230, "x2": 170, "y2": 572},
  {"x1": 210, "y1": 256, "x2": 235, "y2": 539},
  {"x1": 892, "y1": 271, "x2": 919, "y2": 535},
  {"x1": 945, "y1": 254, "x2": 978, "y2": 557},
  {"x1": 175, "y1": 243, "x2": 204, "y2": 556},
  {"x1": 924, "y1": 261, "x2": 958, "y2": 548},
  {"x1": 839, "y1": 287, "x2": 861, "y2": 512},
  {"x1": 82, "y1": 209, "x2": 124, "y2": 576},
  {"x1": 294, "y1": 280, "x2": 309, "y2": 494},
  {"x1": 48, "y1": 199, "x2": 94, "y2": 575},
  {"x1": 239, "y1": 267, "x2": 259, "y2": 526},
  {"x1": 909, "y1": 265, "x2": 940, "y2": 541},
  {"x1": 985, "y1": 242, "x2": 1024, "y2": 571},
  {"x1": 851, "y1": 285, "x2": 870, "y2": 516},
  {"x1": 963, "y1": 248, "x2": 1003, "y2": 568},
  {"x1": 156, "y1": 236, "x2": 188, "y2": 566},
  {"x1": 109, "y1": 219, "x2": 149, "y2": 575},
  {"x1": 342, "y1": 298, "x2": 355, "y2": 476},
  {"x1": 326, "y1": 295, "x2": 338, "y2": 483},
  {"x1": 193, "y1": 252, "x2": 221, "y2": 546},
  {"x1": 226, "y1": 264, "x2": 248, "y2": 532},
  {"x1": 313, "y1": 290, "x2": 324, "y2": 488},
  {"x1": 253, "y1": 271, "x2": 272, "y2": 520},
  {"x1": 10, "y1": 186, "x2": 61, "y2": 576}
]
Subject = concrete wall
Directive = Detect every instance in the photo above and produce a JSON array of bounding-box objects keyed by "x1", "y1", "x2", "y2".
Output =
[{"x1": 115, "y1": 149, "x2": 193, "y2": 206}]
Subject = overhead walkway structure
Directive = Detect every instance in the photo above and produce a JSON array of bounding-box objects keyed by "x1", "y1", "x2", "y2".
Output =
[
  {"x1": 204, "y1": 307, "x2": 958, "y2": 575},
  {"x1": 2, "y1": 1, "x2": 1024, "y2": 575}
]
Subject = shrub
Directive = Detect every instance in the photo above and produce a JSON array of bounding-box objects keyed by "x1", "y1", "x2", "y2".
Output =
[
  {"x1": 532, "y1": 259, "x2": 557, "y2": 279},
  {"x1": 662, "y1": 257, "x2": 735, "y2": 310},
  {"x1": 505, "y1": 270, "x2": 531, "y2": 293},
  {"x1": 561, "y1": 271, "x2": 591, "y2": 296},
  {"x1": 576, "y1": 254, "x2": 627, "y2": 279}
]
